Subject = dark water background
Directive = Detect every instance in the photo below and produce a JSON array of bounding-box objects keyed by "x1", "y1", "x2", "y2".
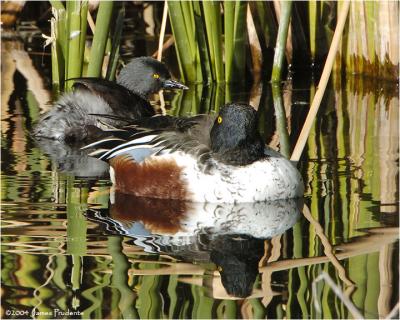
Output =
[{"x1": 1, "y1": 29, "x2": 399, "y2": 319}]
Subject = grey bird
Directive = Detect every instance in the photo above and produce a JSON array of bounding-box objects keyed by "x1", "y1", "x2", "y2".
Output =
[{"x1": 33, "y1": 57, "x2": 188, "y2": 143}]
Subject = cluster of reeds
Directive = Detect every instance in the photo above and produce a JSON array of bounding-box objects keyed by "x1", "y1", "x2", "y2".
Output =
[
  {"x1": 168, "y1": 1, "x2": 297, "y2": 84},
  {"x1": 299, "y1": 1, "x2": 399, "y2": 81},
  {"x1": 334, "y1": 1, "x2": 399, "y2": 80},
  {"x1": 168, "y1": 1, "x2": 398, "y2": 84},
  {"x1": 47, "y1": 0, "x2": 398, "y2": 90},
  {"x1": 166, "y1": 1, "x2": 315, "y2": 84},
  {"x1": 49, "y1": 1, "x2": 124, "y2": 91}
]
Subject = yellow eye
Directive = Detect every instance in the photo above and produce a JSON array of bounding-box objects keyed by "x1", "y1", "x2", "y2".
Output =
[
  {"x1": 153, "y1": 73, "x2": 160, "y2": 79},
  {"x1": 217, "y1": 116, "x2": 222, "y2": 124}
]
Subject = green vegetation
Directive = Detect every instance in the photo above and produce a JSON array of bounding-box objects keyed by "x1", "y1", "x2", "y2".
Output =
[
  {"x1": 271, "y1": 1, "x2": 292, "y2": 83},
  {"x1": 167, "y1": 1, "x2": 398, "y2": 83},
  {"x1": 47, "y1": 1, "x2": 398, "y2": 89},
  {"x1": 49, "y1": 1, "x2": 120, "y2": 90}
]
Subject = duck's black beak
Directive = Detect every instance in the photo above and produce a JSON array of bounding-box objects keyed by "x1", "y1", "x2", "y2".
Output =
[{"x1": 162, "y1": 79, "x2": 189, "y2": 90}]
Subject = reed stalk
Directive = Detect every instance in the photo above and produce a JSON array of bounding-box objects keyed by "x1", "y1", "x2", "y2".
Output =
[
  {"x1": 87, "y1": 1, "x2": 114, "y2": 77},
  {"x1": 271, "y1": 1, "x2": 292, "y2": 82},
  {"x1": 156, "y1": 2, "x2": 168, "y2": 61},
  {"x1": 224, "y1": 1, "x2": 234, "y2": 81},
  {"x1": 224, "y1": 1, "x2": 247, "y2": 83},
  {"x1": 168, "y1": 1, "x2": 198, "y2": 82},
  {"x1": 271, "y1": 84, "x2": 290, "y2": 158},
  {"x1": 308, "y1": 0, "x2": 317, "y2": 62},
  {"x1": 66, "y1": 1, "x2": 83, "y2": 89},
  {"x1": 254, "y1": 1, "x2": 278, "y2": 50},
  {"x1": 202, "y1": 1, "x2": 224, "y2": 82},
  {"x1": 192, "y1": 1, "x2": 211, "y2": 83},
  {"x1": 50, "y1": 3, "x2": 66, "y2": 89},
  {"x1": 50, "y1": 12, "x2": 60, "y2": 89},
  {"x1": 50, "y1": 0, "x2": 64, "y2": 11},
  {"x1": 106, "y1": 6, "x2": 124, "y2": 80},
  {"x1": 247, "y1": 4, "x2": 262, "y2": 83},
  {"x1": 290, "y1": 0, "x2": 350, "y2": 162},
  {"x1": 79, "y1": 1, "x2": 88, "y2": 71}
]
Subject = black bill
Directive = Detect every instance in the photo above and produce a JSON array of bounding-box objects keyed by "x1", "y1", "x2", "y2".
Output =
[{"x1": 162, "y1": 79, "x2": 189, "y2": 90}]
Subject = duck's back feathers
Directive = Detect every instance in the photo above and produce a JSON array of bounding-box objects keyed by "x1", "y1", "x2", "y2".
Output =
[
  {"x1": 33, "y1": 91, "x2": 111, "y2": 142},
  {"x1": 33, "y1": 79, "x2": 155, "y2": 142},
  {"x1": 72, "y1": 78, "x2": 155, "y2": 119},
  {"x1": 86, "y1": 114, "x2": 215, "y2": 169}
]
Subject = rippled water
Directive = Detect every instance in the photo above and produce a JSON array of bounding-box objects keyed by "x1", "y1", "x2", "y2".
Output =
[{"x1": 1, "y1": 39, "x2": 399, "y2": 319}]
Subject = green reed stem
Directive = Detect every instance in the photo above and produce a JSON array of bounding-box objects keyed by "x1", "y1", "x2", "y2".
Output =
[
  {"x1": 53, "y1": 6, "x2": 67, "y2": 89},
  {"x1": 224, "y1": 1, "x2": 234, "y2": 80},
  {"x1": 290, "y1": 0, "x2": 350, "y2": 161},
  {"x1": 50, "y1": 13, "x2": 61, "y2": 89},
  {"x1": 271, "y1": 1, "x2": 292, "y2": 82},
  {"x1": 87, "y1": 1, "x2": 114, "y2": 77},
  {"x1": 271, "y1": 84, "x2": 291, "y2": 158},
  {"x1": 202, "y1": 1, "x2": 224, "y2": 82},
  {"x1": 255, "y1": 1, "x2": 278, "y2": 49},
  {"x1": 309, "y1": 0, "x2": 317, "y2": 62},
  {"x1": 49, "y1": 1, "x2": 65, "y2": 88},
  {"x1": 66, "y1": 1, "x2": 82, "y2": 88},
  {"x1": 224, "y1": 1, "x2": 247, "y2": 83},
  {"x1": 106, "y1": 6, "x2": 125, "y2": 80},
  {"x1": 79, "y1": 1, "x2": 88, "y2": 72},
  {"x1": 50, "y1": 0, "x2": 64, "y2": 11},
  {"x1": 193, "y1": 1, "x2": 211, "y2": 83},
  {"x1": 168, "y1": 0, "x2": 197, "y2": 82}
]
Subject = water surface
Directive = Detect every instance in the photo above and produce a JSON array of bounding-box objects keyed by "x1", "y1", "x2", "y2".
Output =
[{"x1": 1, "y1": 39, "x2": 399, "y2": 319}]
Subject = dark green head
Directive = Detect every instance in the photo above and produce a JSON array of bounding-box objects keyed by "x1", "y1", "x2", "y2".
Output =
[
  {"x1": 117, "y1": 57, "x2": 188, "y2": 97},
  {"x1": 210, "y1": 103, "x2": 265, "y2": 166}
]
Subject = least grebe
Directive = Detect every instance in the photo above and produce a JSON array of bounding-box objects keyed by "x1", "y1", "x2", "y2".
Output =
[
  {"x1": 84, "y1": 103, "x2": 304, "y2": 202},
  {"x1": 33, "y1": 57, "x2": 187, "y2": 143}
]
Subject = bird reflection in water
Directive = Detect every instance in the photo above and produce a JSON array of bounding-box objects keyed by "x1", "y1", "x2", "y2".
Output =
[
  {"x1": 34, "y1": 137, "x2": 109, "y2": 178},
  {"x1": 87, "y1": 192, "x2": 303, "y2": 298}
]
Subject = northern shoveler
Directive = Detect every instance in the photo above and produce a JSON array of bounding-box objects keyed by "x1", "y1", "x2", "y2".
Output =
[{"x1": 85, "y1": 103, "x2": 304, "y2": 203}]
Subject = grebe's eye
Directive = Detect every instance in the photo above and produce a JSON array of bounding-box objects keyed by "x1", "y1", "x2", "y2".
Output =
[
  {"x1": 217, "y1": 116, "x2": 223, "y2": 124},
  {"x1": 153, "y1": 73, "x2": 160, "y2": 79}
]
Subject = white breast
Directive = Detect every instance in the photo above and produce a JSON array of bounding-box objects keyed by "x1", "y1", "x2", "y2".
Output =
[{"x1": 167, "y1": 151, "x2": 304, "y2": 203}]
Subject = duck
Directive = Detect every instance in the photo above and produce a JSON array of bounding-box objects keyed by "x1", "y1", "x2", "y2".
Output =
[
  {"x1": 84, "y1": 103, "x2": 304, "y2": 203},
  {"x1": 33, "y1": 57, "x2": 188, "y2": 143}
]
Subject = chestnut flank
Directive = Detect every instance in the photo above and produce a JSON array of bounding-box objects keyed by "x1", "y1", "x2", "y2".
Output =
[{"x1": 110, "y1": 155, "x2": 188, "y2": 200}]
